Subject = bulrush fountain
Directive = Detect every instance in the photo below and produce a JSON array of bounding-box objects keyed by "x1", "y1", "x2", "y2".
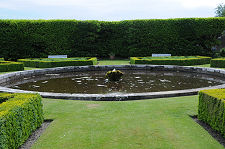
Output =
[{"x1": 105, "y1": 69, "x2": 124, "y2": 81}]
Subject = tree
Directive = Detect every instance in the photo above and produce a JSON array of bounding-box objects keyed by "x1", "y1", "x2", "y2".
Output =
[{"x1": 215, "y1": 3, "x2": 225, "y2": 17}]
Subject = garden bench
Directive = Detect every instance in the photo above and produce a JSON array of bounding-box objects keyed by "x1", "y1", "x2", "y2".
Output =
[
  {"x1": 48, "y1": 55, "x2": 68, "y2": 58},
  {"x1": 152, "y1": 54, "x2": 171, "y2": 57}
]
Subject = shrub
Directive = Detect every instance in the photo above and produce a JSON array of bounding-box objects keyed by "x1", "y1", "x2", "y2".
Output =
[
  {"x1": 198, "y1": 89, "x2": 225, "y2": 137},
  {"x1": 18, "y1": 57, "x2": 97, "y2": 68},
  {"x1": 220, "y1": 48, "x2": 225, "y2": 57},
  {"x1": 210, "y1": 58, "x2": 225, "y2": 68},
  {"x1": 0, "y1": 93, "x2": 43, "y2": 149},
  {"x1": 130, "y1": 56, "x2": 211, "y2": 66},
  {"x1": 0, "y1": 58, "x2": 4, "y2": 61},
  {"x1": 0, "y1": 61, "x2": 24, "y2": 72},
  {"x1": 0, "y1": 18, "x2": 225, "y2": 60}
]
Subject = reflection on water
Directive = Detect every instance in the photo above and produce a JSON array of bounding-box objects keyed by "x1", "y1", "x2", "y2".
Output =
[{"x1": 9, "y1": 70, "x2": 225, "y2": 94}]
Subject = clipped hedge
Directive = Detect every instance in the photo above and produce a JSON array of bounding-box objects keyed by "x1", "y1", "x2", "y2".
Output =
[
  {"x1": 0, "y1": 93, "x2": 43, "y2": 149},
  {"x1": 18, "y1": 57, "x2": 97, "y2": 68},
  {"x1": 0, "y1": 18, "x2": 225, "y2": 60},
  {"x1": 210, "y1": 58, "x2": 225, "y2": 68},
  {"x1": 130, "y1": 56, "x2": 211, "y2": 66},
  {"x1": 198, "y1": 89, "x2": 225, "y2": 137},
  {"x1": 0, "y1": 61, "x2": 24, "y2": 72},
  {"x1": 0, "y1": 58, "x2": 4, "y2": 61}
]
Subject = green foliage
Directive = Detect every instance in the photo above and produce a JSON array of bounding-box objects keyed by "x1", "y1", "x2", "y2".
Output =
[
  {"x1": 210, "y1": 58, "x2": 225, "y2": 68},
  {"x1": 220, "y1": 48, "x2": 225, "y2": 57},
  {"x1": 0, "y1": 93, "x2": 43, "y2": 149},
  {"x1": 0, "y1": 18, "x2": 225, "y2": 60},
  {"x1": 0, "y1": 93, "x2": 14, "y2": 104},
  {"x1": 198, "y1": 89, "x2": 225, "y2": 137},
  {"x1": 18, "y1": 57, "x2": 97, "y2": 68},
  {"x1": 215, "y1": 3, "x2": 225, "y2": 17},
  {"x1": 0, "y1": 58, "x2": 4, "y2": 61},
  {"x1": 130, "y1": 56, "x2": 211, "y2": 66},
  {"x1": 0, "y1": 61, "x2": 24, "y2": 72}
]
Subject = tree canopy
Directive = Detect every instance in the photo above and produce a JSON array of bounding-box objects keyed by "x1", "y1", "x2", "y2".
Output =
[{"x1": 215, "y1": 3, "x2": 225, "y2": 17}]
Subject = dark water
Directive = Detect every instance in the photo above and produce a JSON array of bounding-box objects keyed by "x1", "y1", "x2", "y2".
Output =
[{"x1": 10, "y1": 70, "x2": 225, "y2": 94}]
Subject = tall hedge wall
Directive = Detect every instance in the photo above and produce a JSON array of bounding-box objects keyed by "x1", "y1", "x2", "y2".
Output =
[{"x1": 0, "y1": 18, "x2": 225, "y2": 60}]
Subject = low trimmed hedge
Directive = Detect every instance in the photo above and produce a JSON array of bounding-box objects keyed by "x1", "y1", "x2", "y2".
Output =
[
  {"x1": 210, "y1": 58, "x2": 225, "y2": 68},
  {"x1": 0, "y1": 61, "x2": 24, "y2": 72},
  {"x1": 0, "y1": 93, "x2": 43, "y2": 149},
  {"x1": 130, "y1": 56, "x2": 211, "y2": 66},
  {"x1": 198, "y1": 89, "x2": 225, "y2": 137},
  {"x1": 0, "y1": 58, "x2": 4, "y2": 61},
  {"x1": 18, "y1": 57, "x2": 98, "y2": 68}
]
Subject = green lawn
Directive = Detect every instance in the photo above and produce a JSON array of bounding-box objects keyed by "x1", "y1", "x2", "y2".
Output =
[
  {"x1": 193, "y1": 64, "x2": 210, "y2": 67},
  {"x1": 98, "y1": 59, "x2": 130, "y2": 65},
  {"x1": 0, "y1": 59, "x2": 224, "y2": 148},
  {"x1": 31, "y1": 96, "x2": 223, "y2": 149}
]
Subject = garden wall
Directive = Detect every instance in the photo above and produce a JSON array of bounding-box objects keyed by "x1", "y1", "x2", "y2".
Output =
[{"x1": 0, "y1": 18, "x2": 225, "y2": 60}]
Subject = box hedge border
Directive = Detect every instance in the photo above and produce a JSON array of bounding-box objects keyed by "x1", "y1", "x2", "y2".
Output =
[
  {"x1": 198, "y1": 89, "x2": 225, "y2": 137},
  {"x1": 0, "y1": 61, "x2": 24, "y2": 72},
  {"x1": 18, "y1": 57, "x2": 97, "y2": 68},
  {"x1": 0, "y1": 93, "x2": 43, "y2": 149},
  {"x1": 130, "y1": 56, "x2": 211, "y2": 66},
  {"x1": 210, "y1": 58, "x2": 225, "y2": 68}
]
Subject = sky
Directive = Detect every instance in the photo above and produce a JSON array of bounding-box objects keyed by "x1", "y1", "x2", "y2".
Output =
[{"x1": 0, "y1": 0, "x2": 224, "y2": 21}]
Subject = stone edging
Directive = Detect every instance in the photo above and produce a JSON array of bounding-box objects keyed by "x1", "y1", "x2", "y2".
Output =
[{"x1": 0, "y1": 65, "x2": 225, "y2": 101}]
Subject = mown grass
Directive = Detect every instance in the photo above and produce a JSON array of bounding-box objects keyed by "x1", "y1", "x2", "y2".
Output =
[
  {"x1": 31, "y1": 96, "x2": 224, "y2": 149},
  {"x1": 0, "y1": 59, "x2": 224, "y2": 148},
  {"x1": 98, "y1": 59, "x2": 130, "y2": 65}
]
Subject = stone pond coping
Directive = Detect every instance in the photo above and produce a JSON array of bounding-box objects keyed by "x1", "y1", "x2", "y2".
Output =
[{"x1": 0, "y1": 65, "x2": 225, "y2": 101}]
